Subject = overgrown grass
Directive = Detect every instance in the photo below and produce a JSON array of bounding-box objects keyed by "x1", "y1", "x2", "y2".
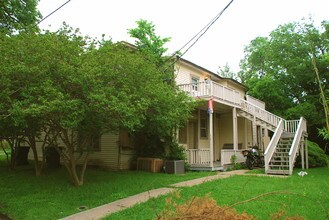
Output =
[
  {"x1": 106, "y1": 167, "x2": 329, "y2": 220},
  {"x1": 0, "y1": 156, "x2": 214, "y2": 220}
]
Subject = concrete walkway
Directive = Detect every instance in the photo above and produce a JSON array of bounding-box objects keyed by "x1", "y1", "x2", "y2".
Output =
[{"x1": 60, "y1": 169, "x2": 253, "y2": 220}]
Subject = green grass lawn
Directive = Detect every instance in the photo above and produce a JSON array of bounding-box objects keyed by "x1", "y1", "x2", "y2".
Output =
[
  {"x1": 0, "y1": 156, "x2": 214, "y2": 220},
  {"x1": 106, "y1": 167, "x2": 329, "y2": 220}
]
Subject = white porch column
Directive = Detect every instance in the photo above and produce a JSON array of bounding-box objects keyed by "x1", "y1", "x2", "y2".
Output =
[
  {"x1": 259, "y1": 127, "x2": 263, "y2": 151},
  {"x1": 209, "y1": 110, "x2": 214, "y2": 167},
  {"x1": 244, "y1": 118, "x2": 248, "y2": 148},
  {"x1": 233, "y1": 107, "x2": 238, "y2": 150},
  {"x1": 197, "y1": 109, "x2": 200, "y2": 148},
  {"x1": 252, "y1": 116, "x2": 257, "y2": 146}
]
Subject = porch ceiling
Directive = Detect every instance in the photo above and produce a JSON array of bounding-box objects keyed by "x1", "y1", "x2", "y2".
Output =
[{"x1": 198, "y1": 101, "x2": 233, "y2": 114}]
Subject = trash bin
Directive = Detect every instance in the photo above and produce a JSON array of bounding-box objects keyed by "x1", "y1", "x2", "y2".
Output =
[
  {"x1": 16, "y1": 146, "x2": 30, "y2": 166},
  {"x1": 45, "y1": 147, "x2": 61, "y2": 168}
]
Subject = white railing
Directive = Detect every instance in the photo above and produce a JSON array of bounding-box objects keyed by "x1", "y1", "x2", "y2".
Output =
[
  {"x1": 178, "y1": 81, "x2": 241, "y2": 106},
  {"x1": 221, "y1": 149, "x2": 245, "y2": 165},
  {"x1": 288, "y1": 117, "x2": 307, "y2": 175},
  {"x1": 284, "y1": 120, "x2": 300, "y2": 133},
  {"x1": 246, "y1": 95, "x2": 265, "y2": 109},
  {"x1": 185, "y1": 148, "x2": 210, "y2": 165},
  {"x1": 264, "y1": 120, "x2": 284, "y2": 173},
  {"x1": 240, "y1": 99, "x2": 283, "y2": 128}
]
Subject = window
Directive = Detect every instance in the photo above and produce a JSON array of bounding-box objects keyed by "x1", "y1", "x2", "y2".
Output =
[
  {"x1": 200, "y1": 111, "x2": 208, "y2": 138},
  {"x1": 191, "y1": 77, "x2": 199, "y2": 91},
  {"x1": 78, "y1": 132, "x2": 101, "y2": 151},
  {"x1": 178, "y1": 125, "x2": 187, "y2": 144}
]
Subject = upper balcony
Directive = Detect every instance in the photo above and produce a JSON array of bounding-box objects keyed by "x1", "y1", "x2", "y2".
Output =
[{"x1": 177, "y1": 80, "x2": 241, "y2": 107}]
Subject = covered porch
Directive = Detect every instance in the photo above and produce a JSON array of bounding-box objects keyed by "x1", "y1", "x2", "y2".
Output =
[
  {"x1": 178, "y1": 81, "x2": 270, "y2": 171},
  {"x1": 178, "y1": 104, "x2": 255, "y2": 171}
]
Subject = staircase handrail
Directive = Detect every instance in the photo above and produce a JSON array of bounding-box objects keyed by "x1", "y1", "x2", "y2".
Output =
[
  {"x1": 264, "y1": 119, "x2": 284, "y2": 173},
  {"x1": 288, "y1": 117, "x2": 307, "y2": 175},
  {"x1": 240, "y1": 99, "x2": 283, "y2": 127}
]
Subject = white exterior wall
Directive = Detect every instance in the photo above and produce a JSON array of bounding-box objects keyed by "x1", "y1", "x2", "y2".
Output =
[
  {"x1": 246, "y1": 95, "x2": 265, "y2": 109},
  {"x1": 27, "y1": 132, "x2": 133, "y2": 171},
  {"x1": 175, "y1": 62, "x2": 211, "y2": 85}
]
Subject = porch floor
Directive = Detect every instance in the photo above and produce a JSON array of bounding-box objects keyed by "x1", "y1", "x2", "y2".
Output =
[{"x1": 189, "y1": 161, "x2": 224, "y2": 171}]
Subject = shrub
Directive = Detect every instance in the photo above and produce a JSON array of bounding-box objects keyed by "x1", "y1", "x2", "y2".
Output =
[
  {"x1": 307, "y1": 140, "x2": 329, "y2": 167},
  {"x1": 166, "y1": 141, "x2": 186, "y2": 161}
]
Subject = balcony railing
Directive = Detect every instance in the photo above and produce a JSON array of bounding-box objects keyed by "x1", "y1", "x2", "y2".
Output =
[
  {"x1": 240, "y1": 99, "x2": 282, "y2": 128},
  {"x1": 178, "y1": 81, "x2": 241, "y2": 106}
]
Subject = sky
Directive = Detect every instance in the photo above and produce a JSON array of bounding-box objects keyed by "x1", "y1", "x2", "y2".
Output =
[{"x1": 37, "y1": 0, "x2": 328, "y2": 73}]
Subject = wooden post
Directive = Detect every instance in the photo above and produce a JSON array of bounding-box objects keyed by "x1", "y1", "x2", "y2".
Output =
[
  {"x1": 301, "y1": 141, "x2": 305, "y2": 170},
  {"x1": 305, "y1": 137, "x2": 309, "y2": 169},
  {"x1": 233, "y1": 107, "x2": 238, "y2": 151}
]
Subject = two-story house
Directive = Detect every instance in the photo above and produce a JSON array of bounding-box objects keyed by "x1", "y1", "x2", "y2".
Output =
[{"x1": 28, "y1": 56, "x2": 308, "y2": 175}]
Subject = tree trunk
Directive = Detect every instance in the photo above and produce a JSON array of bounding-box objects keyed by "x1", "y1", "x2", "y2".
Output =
[
  {"x1": 312, "y1": 52, "x2": 329, "y2": 131},
  {"x1": 7, "y1": 138, "x2": 17, "y2": 170},
  {"x1": 0, "y1": 141, "x2": 10, "y2": 167},
  {"x1": 28, "y1": 136, "x2": 42, "y2": 176},
  {"x1": 70, "y1": 162, "x2": 83, "y2": 187}
]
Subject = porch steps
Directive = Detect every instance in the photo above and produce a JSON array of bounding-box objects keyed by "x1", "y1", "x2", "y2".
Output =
[{"x1": 267, "y1": 136, "x2": 293, "y2": 175}]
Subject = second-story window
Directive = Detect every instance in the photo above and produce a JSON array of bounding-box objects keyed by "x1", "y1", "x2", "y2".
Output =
[{"x1": 191, "y1": 77, "x2": 199, "y2": 91}]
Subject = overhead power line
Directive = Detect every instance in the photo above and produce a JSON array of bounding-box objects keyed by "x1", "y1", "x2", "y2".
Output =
[
  {"x1": 37, "y1": 0, "x2": 72, "y2": 26},
  {"x1": 178, "y1": 0, "x2": 234, "y2": 58},
  {"x1": 163, "y1": 0, "x2": 234, "y2": 71}
]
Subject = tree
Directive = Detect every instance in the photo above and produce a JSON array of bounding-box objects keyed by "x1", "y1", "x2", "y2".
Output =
[
  {"x1": 128, "y1": 20, "x2": 196, "y2": 157},
  {"x1": 0, "y1": 32, "x2": 58, "y2": 175},
  {"x1": 0, "y1": 26, "x2": 94, "y2": 180},
  {"x1": 239, "y1": 18, "x2": 329, "y2": 145},
  {"x1": 217, "y1": 63, "x2": 239, "y2": 81},
  {"x1": 0, "y1": 0, "x2": 41, "y2": 34},
  {"x1": 128, "y1": 19, "x2": 171, "y2": 62},
  {"x1": 0, "y1": 23, "x2": 195, "y2": 186}
]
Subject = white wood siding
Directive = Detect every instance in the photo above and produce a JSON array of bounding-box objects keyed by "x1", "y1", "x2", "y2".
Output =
[
  {"x1": 95, "y1": 132, "x2": 119, "y2": 169},
  {"x1": 175, "y1": 62, "x2": 209, "y2": 85},
  {"x1": 28, "y1": 132, "x2": 123, "y2": 171}
]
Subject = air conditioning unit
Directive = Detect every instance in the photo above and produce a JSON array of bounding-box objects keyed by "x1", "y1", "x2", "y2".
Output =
[{"x1": 165, "y1": 160, "x2": 185, "y2": 174}]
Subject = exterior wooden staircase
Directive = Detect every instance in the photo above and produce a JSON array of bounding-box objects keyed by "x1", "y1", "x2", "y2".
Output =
[
  {"x1": 266, "y1": 135, "x2": 293, "y2": 175},
  {"x1": 238, "y1": 99, "x2": 308, "y2": 175}
]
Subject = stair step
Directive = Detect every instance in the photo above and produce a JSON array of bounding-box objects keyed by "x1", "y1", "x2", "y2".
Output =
[
  {"x1": 266, "y1": 169, "x2": 290, "y2": 175},
  {"x1": 278, "y1": 142, "x2": 291, "y2": 145},
  {"x1": 273, "y1": 153, "x2": 289, "y2": 156},
  {"x1": 272, "y1": 160, "x2": 289, "y2": 163},
  {"x1": 269, "y1": 164, "x2": 289, "y2": 167},
  {"x1": 272, "y1": 154, "x2": 288, "y2": 157},
  {"x1": 270, "y1": 160, "x2": 289, "y2": 163}
]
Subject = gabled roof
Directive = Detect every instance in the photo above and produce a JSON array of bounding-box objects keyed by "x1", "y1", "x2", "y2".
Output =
[
  {"x1": 117, "y1": 41, "x2": 247, "y2": 90},
  {"x1": 176, "y1": 56, "x2": 247, "y2": 90}
]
